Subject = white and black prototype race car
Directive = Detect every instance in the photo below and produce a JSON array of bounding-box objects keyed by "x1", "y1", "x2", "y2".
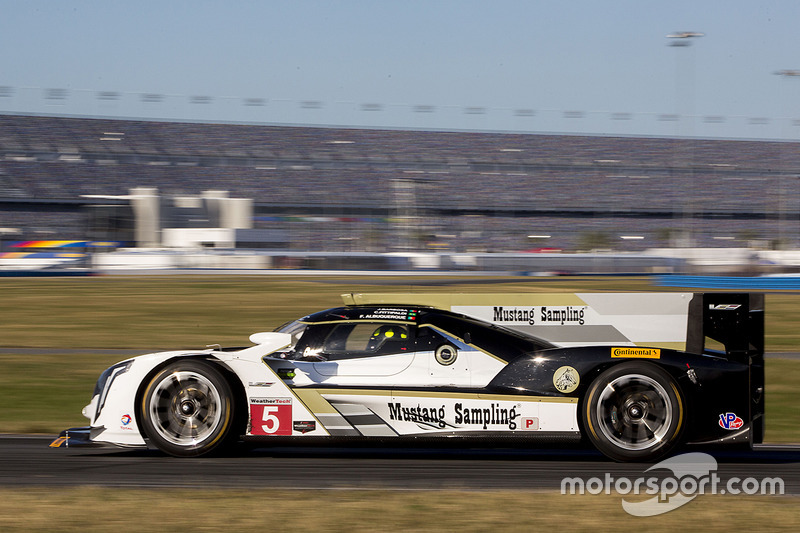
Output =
[{"x1": 52, "y1": 292, "x2": 765, "y2": 462}]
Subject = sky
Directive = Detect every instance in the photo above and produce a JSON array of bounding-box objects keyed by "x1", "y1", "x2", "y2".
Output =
[{"x1": 3, "y1": 1, "x2": 800, "y2": 139}]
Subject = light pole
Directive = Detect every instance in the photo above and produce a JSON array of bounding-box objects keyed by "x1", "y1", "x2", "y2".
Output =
[
  {"x1": 774, "y1": 70, "x2": 800, "y2": 248},
  {"x1": 667, "y1": 31, "x2": 703, "y2": 251},
  {"x1": 666, "y1": 32, "x2": 705, "y2": 45}
]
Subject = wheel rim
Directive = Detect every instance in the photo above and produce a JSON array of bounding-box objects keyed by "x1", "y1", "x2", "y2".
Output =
[
  {"x1": 594, "y1": 373, "x2": 673, "y2": 451},
  {"x1": 148, "y1": 370, "x2": 223, "y2": 447}
]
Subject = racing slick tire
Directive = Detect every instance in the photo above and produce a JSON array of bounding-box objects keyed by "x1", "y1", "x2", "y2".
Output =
[
  {"x1": 140, "y1": 360, "x2": 236, "y2": 457},
  {"x1": 582, "y1": 361, "x2": 685, "y2": 462}
]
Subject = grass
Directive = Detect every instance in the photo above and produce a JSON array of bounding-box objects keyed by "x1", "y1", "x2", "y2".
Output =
[
  {"x1": 0, "y1": 352, "x2": 123, "y2": 433},
  {"x1": 763, "y1": 358, "x2": 800, "y2": 442},
  {"x1": 1, "y1": 274, "x2": 800, "y2": 349},
  {"x1": 0, "y1": 275, "x2": 352, "y2": 349},
  {"x1": 0, "y1": 489, "x2": 798, "y2": 532}
]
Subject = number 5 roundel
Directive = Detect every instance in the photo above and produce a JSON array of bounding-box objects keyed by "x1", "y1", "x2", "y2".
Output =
[{"x1": 250, "y1": 399, "x2": 292, "y2": 436}]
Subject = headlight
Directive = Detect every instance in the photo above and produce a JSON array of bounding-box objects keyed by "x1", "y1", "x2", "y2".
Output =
[{"x1": 93, "y1": 360, "x2": 133, "y2": 420}]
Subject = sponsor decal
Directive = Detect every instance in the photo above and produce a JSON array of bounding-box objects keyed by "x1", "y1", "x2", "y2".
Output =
[
  {"x1": 611, "y1": 347, "x2": 661, "y2": 359},
  {"x1": 387, "y1": 402, "x2": 519, "y2": 430},
  {"x1": 248, "y1": 381, "x2": 275, "y2": 388},
  {"x1": 435, "y1": 344, "x2": 458, "y2": 366},
  {"x1": 293, "y1": 421, "x2": 316, "y2": 434},
  {"x1": 389, "y1": 403, "x2": 448, "y2": 429},
  {"x1": 718, "y1": 412, "x2": 744, "y2": 430},
  {"x1": 709, "y1": 304, "x2": 742, "y2": 311},
  {"x1": 358, "y1": 308, "x2": 419, "y2": 321},
  {"x1": 521, "y1": 417, "x2": 540, "y2": 430},
  {"x1": 250, "y1": 398, "x2": 293, "y2": 436},
  {"x1": 251, "y1": 397, "x2": 292, "y2": 405},
  {"x1": 494, "y1": 306, "x2": 537, "y2": 325},
  {"x1": 553, "y1": 366, "x2": 580, "y2": 393},
  {"x1": 492, "y1": 306, "x2": 587, "y2": 326},
  {"x1": 121, "y1": 414, "x2": 131, "y2": 425},
  {"x1": 454, "y1": 403, "x2": 518, "y2": 430}
]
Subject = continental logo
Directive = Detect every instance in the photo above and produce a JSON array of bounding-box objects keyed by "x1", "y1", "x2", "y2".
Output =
[{"x1": 611, "y1": 347, "x2": 661, "y2": 359}]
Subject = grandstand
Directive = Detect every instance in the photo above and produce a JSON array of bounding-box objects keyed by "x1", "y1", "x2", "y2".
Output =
[{"x1": 1, "y1": 113, "x2": 799, "y2": 252}]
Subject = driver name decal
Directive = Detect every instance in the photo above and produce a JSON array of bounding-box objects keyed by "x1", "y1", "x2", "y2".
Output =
[{"x1": 358, "y1": 308, "x2": 419, "y2": 321}]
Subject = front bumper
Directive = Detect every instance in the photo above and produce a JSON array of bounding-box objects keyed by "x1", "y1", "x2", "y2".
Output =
[{"x1": 49, "y1": 426, "x2": 102, "y2": 448}]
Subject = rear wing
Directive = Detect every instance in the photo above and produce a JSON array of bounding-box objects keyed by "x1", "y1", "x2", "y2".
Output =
[
  {"x1": 342, "y1": 291, "x2": 764, "y2": 358},
  {"x1": 686, "y1": 292, "x2": 764, "y2": 362}
]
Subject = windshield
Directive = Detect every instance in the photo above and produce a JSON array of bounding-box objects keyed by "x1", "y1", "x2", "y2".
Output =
[{"x1": 274, "y1": 320, "x2": 308, "y2": 348}]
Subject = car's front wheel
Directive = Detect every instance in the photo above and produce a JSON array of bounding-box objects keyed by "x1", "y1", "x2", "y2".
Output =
[
  {"x1": 140, "y1": 360, "x2": 236, "y2": 457},
  {"x1": 582, "y1": 361, "x2": 685, "y2": 462}
]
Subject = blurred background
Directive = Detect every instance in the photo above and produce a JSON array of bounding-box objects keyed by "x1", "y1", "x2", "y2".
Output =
[{"x1": 3, "y1": 1, "x2": 800, "y2": 275}]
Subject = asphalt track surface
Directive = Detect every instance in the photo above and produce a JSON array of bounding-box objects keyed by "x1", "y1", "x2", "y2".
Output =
[{"x1": 3, "y1": 435, "x2": 800, "y2": 494}]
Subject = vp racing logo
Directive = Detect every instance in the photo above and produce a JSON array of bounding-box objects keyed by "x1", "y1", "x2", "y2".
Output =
[
  {"x1": 561, "y1": 452, "x2": 784, "y2": 516},
  {"x1": 718, "y1": 412, "x2": 744, "y2": 430}
]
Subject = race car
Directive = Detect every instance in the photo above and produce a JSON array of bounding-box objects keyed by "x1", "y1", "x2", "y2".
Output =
[{"x1": 52, "y1": 292, "x2": 765, "y2": 462}]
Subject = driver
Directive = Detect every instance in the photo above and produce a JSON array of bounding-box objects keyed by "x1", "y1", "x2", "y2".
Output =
[{"x1": 366, "y1": 324, "x2": 408, "y2": 352}]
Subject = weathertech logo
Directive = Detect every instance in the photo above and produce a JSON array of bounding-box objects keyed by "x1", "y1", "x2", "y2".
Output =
[{"x1": 611, "y1": 347, "x2": 661, "y2": 359}]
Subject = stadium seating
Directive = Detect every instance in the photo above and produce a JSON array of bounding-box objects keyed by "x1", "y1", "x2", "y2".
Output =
[{"x1": 1, "y1": 114, "x2": 797, "y2": 251}]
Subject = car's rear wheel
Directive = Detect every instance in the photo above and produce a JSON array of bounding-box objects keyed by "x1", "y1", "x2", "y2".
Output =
[
  {"x1": 140, "y1": 360, "x2": 235, "y2": 457},
  {"x1": 583, "y1": 361, "x2": 684, "y2": 462}
]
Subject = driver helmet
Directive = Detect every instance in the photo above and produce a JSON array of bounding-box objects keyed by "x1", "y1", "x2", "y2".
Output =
[{"x1": 367, "y1": 324, "x2": 408, "y2": 350}]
